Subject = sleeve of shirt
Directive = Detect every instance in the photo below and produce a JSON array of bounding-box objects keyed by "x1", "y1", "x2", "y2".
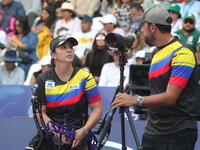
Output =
[
  {"x1": 23, "y1": 32, "x2": 38, "y2": 52},
  {"x1": 85, "y1": 72, "x2": 101, "y2": 104},
  {"x1": 34, "y1": 73, "x2": 46, "y2": 105},
  {"x1": 169, "y1": 47, "x2": 196, "y2": 88}
]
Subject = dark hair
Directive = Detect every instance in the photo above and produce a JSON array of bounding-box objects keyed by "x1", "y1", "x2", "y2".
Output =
[
  {"x1": 36, "y1": 6, "x2": 57, "y2": 29},
  {"x1": 155, "y1": 24, "x2": 171, "y2": 33},
  {"x1": 130, "y1": 3, "x2": 144, "y2": 12},
  {"x1": 146, "y1": 22, "x2": 171, "y2": 33},
  {"x1": 117, "y1": 0, "x2": 133, "y2": 7},
  {"x1": 107, "y1": 0, "x2": 116, "y2": 7},
  {"x1": 73, "y1": 54, "x2": 84, "y2": 68},
  {"x1": 15, "y1": 16, "x2": 30, "y2": 36}
]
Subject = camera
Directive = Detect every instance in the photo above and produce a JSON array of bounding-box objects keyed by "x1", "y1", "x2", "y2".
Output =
[
  {"x1": 105, "y1": 32, "x2": 135, "y2": 50},
  {"x1": 128, "y1": 64, "x2": 150, "y2": 120}
]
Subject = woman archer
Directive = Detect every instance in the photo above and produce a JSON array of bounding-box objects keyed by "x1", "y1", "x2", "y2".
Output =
[{"x1": 32, "y1": 35, "x2": 103, "y2": 150}]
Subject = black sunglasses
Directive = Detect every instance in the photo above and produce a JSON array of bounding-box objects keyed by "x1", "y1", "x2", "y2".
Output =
[
  {"x1": 14, "y1": 24, "x2": 21, "y2": 27},
  {"x1": 184, "y1": 19, "x2": 194, "y2": 24}
]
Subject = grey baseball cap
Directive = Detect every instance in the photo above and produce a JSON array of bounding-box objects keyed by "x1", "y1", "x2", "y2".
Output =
[{"x1": 132, "y1": 6, "x2": 172, "y2": 25}]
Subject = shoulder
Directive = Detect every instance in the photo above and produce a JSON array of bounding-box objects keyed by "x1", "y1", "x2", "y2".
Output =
[
  {"x1": 12, "y1": 1, "x2": 24, "y2": 7},
  {"x1": 73, "y1": 17, "x2": 81, "y2": 22},
  {"x1": 78, "y1": 67, "x2": 91, "y2": 75},
  {"x1": 16, "y1": 66, "x2": 25, "y2": 73},
  {"x1": 103, "y1": 62, "x2": 114, "y2": 68},
  {"x1": 37, "y1": 68, "x2": 54, "y2": 80},
  {"x1": 175, "y1": 29, "x2": 182, "y2": 34},
  {"x1": 175, "y1": 38, "x2": 195, "y2": 52},
  {"x1": 29, "y1": 31, "x2": 37, "y2": 36}
]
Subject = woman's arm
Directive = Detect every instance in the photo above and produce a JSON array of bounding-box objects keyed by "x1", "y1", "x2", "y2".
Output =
[
  {"x1": 71, "y1": 101, "x2": 103, "y2": 148},
  {"x1": 29, "y1": 74, "x2": 36, "y2": 85}
]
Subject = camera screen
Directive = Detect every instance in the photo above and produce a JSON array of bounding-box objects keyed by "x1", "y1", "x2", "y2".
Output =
[{"x1": 128, "y1": 64, "x2": 150, "y2": 91}]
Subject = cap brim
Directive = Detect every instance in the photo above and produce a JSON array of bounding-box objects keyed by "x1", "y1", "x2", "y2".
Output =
[
  {"x1": 57, "y1": 37, "x2": 78, "y2": 47},
  {"x1": 0, "y1": 56, "x2": 22, "y2": 62},
  {"x1": 99, "y1": 20, "x2": 108, "y2": 24},
  {"x1": 132, "y1": 16, "x2": 144, "y2": 23}
]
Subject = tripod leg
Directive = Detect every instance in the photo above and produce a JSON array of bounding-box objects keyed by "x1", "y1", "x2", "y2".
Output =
[
  {"x1": 124, "y1": 107, "x2": 143, "y2": 150},
  {"x1": 119, "y1": 107, "x2": 127, "y2": 150}
]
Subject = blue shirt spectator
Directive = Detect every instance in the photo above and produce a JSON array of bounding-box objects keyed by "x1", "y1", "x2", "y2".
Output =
[{"x1": 0, "y1": 0, "x2": 26, "y2": 18}]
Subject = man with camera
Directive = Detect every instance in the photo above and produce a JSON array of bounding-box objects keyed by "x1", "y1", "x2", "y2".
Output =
[{"x1": 112, "y1": 6, "x2": 199, "y2": 150}]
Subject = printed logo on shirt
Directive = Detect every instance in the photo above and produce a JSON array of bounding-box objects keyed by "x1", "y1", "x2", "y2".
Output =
[
  {"x1": 45, "y1": 81, "x2": 55, "y2": 89},
  {"x1": 187, "y1": 36, "x2": 193, "y2": 45},
  {"x1": 69, "y1": 84, "x2": 80, "y2": 90},
  {"x1": 78, "y1": 37, "x2": 92, "y2": 44}
]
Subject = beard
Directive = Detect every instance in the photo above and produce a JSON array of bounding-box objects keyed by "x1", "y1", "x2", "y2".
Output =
[
  {"x1": 183, "y1": 27, "x2": 194, "y2": 33},
  {"x1": 144, "y1": 33, "x2": 156, "y2": 46}
]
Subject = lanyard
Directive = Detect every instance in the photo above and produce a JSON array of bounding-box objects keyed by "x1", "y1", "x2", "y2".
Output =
[{"x1": 182, "y1": 0, "x2": 195, "y2": 15}]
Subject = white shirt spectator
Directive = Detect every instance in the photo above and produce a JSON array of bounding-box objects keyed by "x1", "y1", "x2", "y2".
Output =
[
  {"x1": 72, "y1": 30, "x2": 98, "y2": 59},
  {"x1": 98, "y1": 62, "x2": 130, "y2": 87}
]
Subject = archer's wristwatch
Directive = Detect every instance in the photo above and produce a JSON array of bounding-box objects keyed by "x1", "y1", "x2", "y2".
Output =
[{"x1": 137, "y1": 96, "x2": 144, "y2": 106}]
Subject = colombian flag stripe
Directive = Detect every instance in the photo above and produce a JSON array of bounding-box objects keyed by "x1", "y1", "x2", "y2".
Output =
[{"x1": 46, "y1": 90, "x2": 84, "y2": 107}]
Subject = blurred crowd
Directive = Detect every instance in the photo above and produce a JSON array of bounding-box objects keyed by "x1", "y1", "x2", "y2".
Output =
[{"x1": 0, "y1": 0, "x2": 200, "y2": 87}]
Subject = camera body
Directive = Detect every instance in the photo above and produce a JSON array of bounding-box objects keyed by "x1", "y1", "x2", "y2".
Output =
[{"x1": 128, "y1": 64, "x2": 151, "y2": 120}]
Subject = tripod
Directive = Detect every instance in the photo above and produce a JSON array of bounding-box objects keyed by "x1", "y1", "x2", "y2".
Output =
[{"x1": 95, "y1": 49, "x2": 142, "y2": 150}]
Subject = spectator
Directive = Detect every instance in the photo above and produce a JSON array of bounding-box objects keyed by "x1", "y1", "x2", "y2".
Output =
[
  {"x1": 7, "y1": 16, "x2": 38, "y2": 79},
  {"x1": 98, "y1": 50, "x2": 130, "y2": 87},
  {"x1": 168, "y1": 3, "x2": 182, "y2": 34},
  {"x1": 129, "y1": 3, "x2": 144, "y2": 31},
  {"x1": 127, "y1": 31, "x2": 151, "y2": 65},
  {"x1": 0, "y1": 9, "x2": 15, "y2": 37},
  {"x1": 70, "y1": 0, "x2": 100, "y2": 17},
  {"x1": 42, "y1": 0, "x2": 65, "y2": 18},
  {"x1": 100, "y1": 0, "x2": 116, "y2": 16},
  {"x1": 142, "y1": 0, "x2": 171, "y2": 11},
  {"x1": 0, "y1": 0, "x2": 26, "y2": 18},
  {"x1": 130, "y1": 3, "x2": 144, "y2": 18},
  {"x1": 175, "y1": 13, "x2": 200, "y2": 55},
  {"x1": 0, "y1": 48, "x2": 25, "y2": 85},
  {"x1": 111, "y1": 0, "x2": 134, "y2": 32},
  {"x1": 29, "y1": 55, "x2": 51, "y2": 85},
  {"x1": 32, "y1": 6, "x2": 57, "y2": 60},
  {"x1": 85, "y1": 32, "x2": 114, "y2": 83},
  {"x1": 99, "y1": 14, "x2": 125, "y2": 36},
  {"x1": 178, "y1": 0, "x2": 200, "y2": 31},
  {"x1": 72, "y1": 15, "x2": 98, "y2": 62},
  {"x1": 135, "y1": 50, "x2": 146, "y2": 64},
  {"x1": 15, "y1": 0, "x2": 42, "y2": 27},
  {"x1": 53, "y1": 2, "x2": 81, "y2": 37}
]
